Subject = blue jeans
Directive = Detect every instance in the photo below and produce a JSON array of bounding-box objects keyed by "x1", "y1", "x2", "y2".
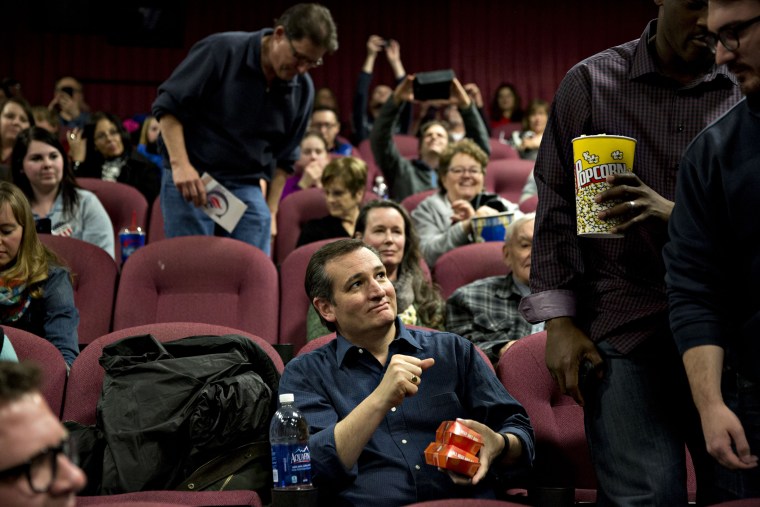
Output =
[
  {"x1": 160, "y1": 169, "x2": 271, "y2": 256},
  {"x1": 708, "y1": 365, "x2": 760, "y2": 501},
  {"x1": 584, "y1": 337, "x2": 718, "y2": 506}
]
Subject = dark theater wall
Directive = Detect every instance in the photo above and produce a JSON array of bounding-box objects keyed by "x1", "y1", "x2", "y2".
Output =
[{"x1": 3, "y1": 1, "x2": 654, "y2": 124}]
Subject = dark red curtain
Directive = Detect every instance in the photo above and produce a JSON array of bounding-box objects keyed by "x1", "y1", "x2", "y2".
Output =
[{"x1": 3, "y1": 0, "x2": 654, "y2": 130}]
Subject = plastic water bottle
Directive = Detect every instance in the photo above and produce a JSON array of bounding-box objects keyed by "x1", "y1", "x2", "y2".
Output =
[
  {"x1": 372, "y1": 176, "x2": 389, "y2": 200},
  {"x1": 270, "y1": 393, "x2": 312, "y2": 490},
  {"x1": 119, "y1": 210, "x2": 145, "y2": 265}
]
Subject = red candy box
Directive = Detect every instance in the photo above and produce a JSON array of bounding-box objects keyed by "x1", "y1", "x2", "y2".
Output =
[
  {"x1": 435, "y1": 420, "x2": 484, "y2": 455},
  {"x1": 423, "y1": 420, "x2": 484, "y2": 477}
]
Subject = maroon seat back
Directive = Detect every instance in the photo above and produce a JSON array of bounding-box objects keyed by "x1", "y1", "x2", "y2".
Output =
[
  {"x1": 63, "y1": 322, "x2": 284, "y2": 426},
  {"x1": 490, "y1": 122, "x2": 523, "y2": 141},
  {"x1": 5, "y1": 326, "x2": 68, "y2": 418},
  {"x1": 112, "y1": 236, "x2": 279, "y2": 344},
  {"x1": 278, "y1": 239, "x2": 341, "y2": 354},
  {"x1": 484, "y1": 158, "x2": 535, "y2": 204},
  {"x1": 75, "y1": 488, "x2": 262, "y2": 506},
  {"x1": 497, "y1": 331, "x2": 597, "y2": 499},
  {"x1": 40, "y1": 234, "x2": 119, "y2": 346},
  {"x1": 488, "y1": 138, "x2": 520, "y2": 160},
  {"x1": 274, "y1": 188, "x2": 330, "y2": 266},
  {"x1": 76, "y1": 177, "x2": 149, "y2": 264},
  {"x1": 147, "y1": 195, "x2": 165, "y2": 244},
  {"x1": 401, "y1": 189, "x2": 436, "y2": 215},
  {"x1": 433, "y1": 242, "x2": 509, "y2": 300}
]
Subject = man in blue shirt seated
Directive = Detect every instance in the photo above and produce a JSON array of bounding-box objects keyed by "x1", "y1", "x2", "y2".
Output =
[
  {"x1": 311, "y1": 106, "x2": 353, "y2": 156},
  {"x1": 279, "y1": 238, "x2": 535, "y2": 506}
]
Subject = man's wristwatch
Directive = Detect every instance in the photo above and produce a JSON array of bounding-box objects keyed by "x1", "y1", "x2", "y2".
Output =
[{"x1": 498, "y1": 433, "x2": 510, "y2": 459}]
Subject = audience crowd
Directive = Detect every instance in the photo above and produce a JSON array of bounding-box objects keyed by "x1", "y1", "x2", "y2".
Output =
[{"x1": 2, "y1": 0, "x2": 759, "y2": 504}]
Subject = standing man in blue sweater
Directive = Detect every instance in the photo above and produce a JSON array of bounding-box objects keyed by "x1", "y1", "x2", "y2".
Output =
[{"x1": 152, "y1": 3, "x2": 338, "y2": 255}]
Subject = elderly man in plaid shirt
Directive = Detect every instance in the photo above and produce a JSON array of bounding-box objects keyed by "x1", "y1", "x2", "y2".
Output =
[{"x1": 445, "y1": 213, "x2": 541, "y2": 364}]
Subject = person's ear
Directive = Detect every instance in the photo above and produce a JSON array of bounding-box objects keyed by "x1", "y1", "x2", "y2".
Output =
[
  {"x1": 354, "y1": 231, "x2": 364, "y2": 240},
  {"x1": 313, "y1": 297, "x2": 337, "y2": 324},
  {"x1": 502, "y1": 241, "x2": 512, "y2": 268},
  {"x1": 273, "y1": 26, "x2": 286, "y2": 39}
]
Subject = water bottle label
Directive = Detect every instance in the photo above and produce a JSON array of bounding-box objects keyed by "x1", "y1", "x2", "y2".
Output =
[{"x1": 271, "y1": 442, "x2": 312, "y2": 488}]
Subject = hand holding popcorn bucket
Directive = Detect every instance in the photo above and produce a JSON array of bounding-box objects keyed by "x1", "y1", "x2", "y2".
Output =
[{"x1": 572, "y1": 134, "x2": 637, "y2": 238}]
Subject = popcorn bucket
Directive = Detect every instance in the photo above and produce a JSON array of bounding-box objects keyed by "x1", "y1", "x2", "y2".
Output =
[
  {"x1": 572, "y1": 134, "x2": 636, "y2": 238},
  {"x1": 471, "y1": 211, "x2": 515, "y2": 243}
]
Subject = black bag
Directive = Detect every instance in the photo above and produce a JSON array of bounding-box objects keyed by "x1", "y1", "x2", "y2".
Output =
[
  {"x1": 69, "y1": 333, "x2": 280, "y2": 497},
  {"x1": 176, "y1": 440, "x2": 273, "y2": 505}
]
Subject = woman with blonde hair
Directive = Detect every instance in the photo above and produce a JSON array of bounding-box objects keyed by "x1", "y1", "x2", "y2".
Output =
[
  {"x1": 136, "y1": 114, "x2": 162, "y2": 167},
  {"x1": 0, "y1": 181, "x2": 79, "y2": 365}
]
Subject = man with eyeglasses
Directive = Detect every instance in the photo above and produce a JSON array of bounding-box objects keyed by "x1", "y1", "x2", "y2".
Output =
[
  {"x1": 311, "y1": 106, "x2": 353, "y2": 156},
  {"x1": 664, "y1": 0, "x2": 760, "y2": 500},
  {"x1": 370, "y1": 75, "x2": 491, "y2": 202},
  {"x1": 519, "y1": 0, "x2": 743, "y2": 504},
  {"x1": 0, "y1": 361, "x2": 86, "y2": 506},
  {"x1": 152, "y1": 3, "x2": 337, "y2": 255}
]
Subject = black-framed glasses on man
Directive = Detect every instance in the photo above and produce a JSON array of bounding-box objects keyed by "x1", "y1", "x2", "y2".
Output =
[
  {"x1": 706, "y1": 13, "x2": 760, "y2": 53},
  {"x1": 285, "y1": 34, "x2": 323, "y2": 68},
  {"x1": 0, "y1": 438, "x2": 75, "y2": 493}
]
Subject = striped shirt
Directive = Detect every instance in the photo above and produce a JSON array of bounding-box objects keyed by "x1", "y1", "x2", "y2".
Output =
[{"x1": 519, "y1": 19, "x2": 742, "y2": 353}]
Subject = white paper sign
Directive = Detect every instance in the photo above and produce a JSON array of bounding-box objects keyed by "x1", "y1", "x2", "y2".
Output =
[{"x1": 200, "y1": 173, "x2": 247, "y2": 233}]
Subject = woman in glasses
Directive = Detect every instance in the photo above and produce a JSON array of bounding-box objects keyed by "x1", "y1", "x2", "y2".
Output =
[
  {"x1": 68, "y1": 111, "x2": 160, "y2": 202},
  {"x1": 412, "y1": 138, "x2": 518, "y2": 266}
]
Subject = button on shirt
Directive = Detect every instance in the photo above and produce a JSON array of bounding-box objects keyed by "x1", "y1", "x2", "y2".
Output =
[
  {"x1": 279, "y1": 319, "x2": 534, "y2": 507},
  {"x1": 520, "y1": 19, "x2": 741, "y2": 354}
]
